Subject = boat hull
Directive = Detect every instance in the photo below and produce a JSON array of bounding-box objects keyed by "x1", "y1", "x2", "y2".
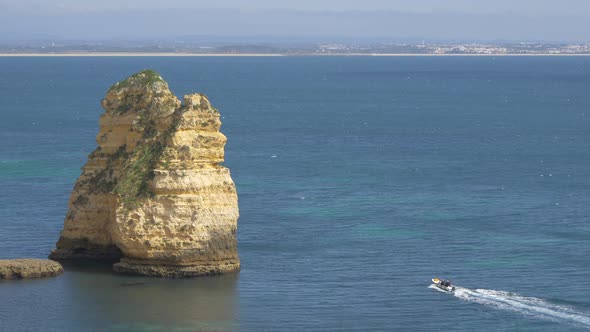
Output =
[{"x1": 432, "y1": 278, "x2": 455, "y2": 292}]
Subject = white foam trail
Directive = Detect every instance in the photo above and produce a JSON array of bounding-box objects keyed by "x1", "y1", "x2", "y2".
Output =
[
  {"x1": 428, "y1": 284, "x2": 449, "y2": 294},
  {"x1": 430, "y1": 285, "x2": 590, "y2": 328}
]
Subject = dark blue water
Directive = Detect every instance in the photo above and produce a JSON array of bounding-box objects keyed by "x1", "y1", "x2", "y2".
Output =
[{"x1": 1, "y1": 56, "x2": 590, "y2": 331}]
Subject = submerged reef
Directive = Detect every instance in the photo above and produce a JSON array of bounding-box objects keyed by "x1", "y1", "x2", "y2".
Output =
[{"x1": 49, "y1": 70, "x2": 240, "y2": 277}]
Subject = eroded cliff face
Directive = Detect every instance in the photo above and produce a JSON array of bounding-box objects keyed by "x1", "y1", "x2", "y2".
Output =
[{"x1": 49, "y1": 70, "x2": 240, "y2": 277}]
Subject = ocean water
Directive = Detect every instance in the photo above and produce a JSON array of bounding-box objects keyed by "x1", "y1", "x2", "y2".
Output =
[{"x1": 1, "y1": 56, "x2": 590, "y2": 331}]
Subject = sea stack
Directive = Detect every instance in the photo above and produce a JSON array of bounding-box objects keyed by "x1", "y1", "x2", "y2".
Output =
[{"x1": 49, "y1": 70, "x2": 240, "y2": 277}]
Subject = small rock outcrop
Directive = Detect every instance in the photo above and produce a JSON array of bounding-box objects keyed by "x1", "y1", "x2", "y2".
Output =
[
  {"x1": 0, "y1": 259, "x2": 63, "y2": 280},
  {"x1": 49, "y1": 70, "x2": 240, "y2": 277}
]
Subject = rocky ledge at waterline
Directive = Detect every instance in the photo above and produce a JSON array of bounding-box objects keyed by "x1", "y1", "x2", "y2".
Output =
[
  {"x1": 49, "y1": 70, "x2": 240, "y2": 277},
  {"x1": 0, "y1": 259, "x2": 63, "y2": 280}
]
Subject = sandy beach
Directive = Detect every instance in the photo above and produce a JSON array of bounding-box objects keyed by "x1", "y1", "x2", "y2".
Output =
[{"x1": 0, "y1": 53, "x2": 285, "y2": 57}]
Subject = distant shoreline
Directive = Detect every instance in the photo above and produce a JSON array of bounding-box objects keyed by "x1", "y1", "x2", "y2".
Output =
[
  {"x1": 0, "y1": 53, "x2": 284, "y2": 57},
  {"x1": 2, "y1": 53, "x2": 590, "y2": 57}
]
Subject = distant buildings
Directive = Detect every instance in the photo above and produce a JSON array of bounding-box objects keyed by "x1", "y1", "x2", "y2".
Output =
[{"x1": 2, "y1": 41, "x2": 590, "y2": 55}]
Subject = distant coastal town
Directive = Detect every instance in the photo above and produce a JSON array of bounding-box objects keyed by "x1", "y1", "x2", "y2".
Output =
[
  {"x1": 2, "y1": 41, "x2": 590, "y2": 55},
  {"x1": 315, "y1": 42, "x2": 590, "y2": 55}
]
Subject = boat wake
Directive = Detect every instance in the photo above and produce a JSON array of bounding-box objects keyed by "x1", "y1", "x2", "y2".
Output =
[{"x1": 429, "y1": 285, "x2": 590, "y2": 328}]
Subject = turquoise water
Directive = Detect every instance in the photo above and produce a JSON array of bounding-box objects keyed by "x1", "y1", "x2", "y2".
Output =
[{"x1": 1, "y1": 56, "x2": 590, "y2": 331}]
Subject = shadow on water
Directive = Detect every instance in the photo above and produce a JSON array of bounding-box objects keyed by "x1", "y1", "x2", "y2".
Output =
[
  {"x1": 58, "y1": 262, "x2": 240, "y2": 331},
  {"x1": 59, "y1": 259, "x2": 118, "y2": 275}
]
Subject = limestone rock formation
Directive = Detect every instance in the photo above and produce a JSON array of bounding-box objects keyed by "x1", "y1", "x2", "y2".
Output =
[
  {"x1": 49, "y1": 70, "x2": 240, "y2": 277},
  {"x1": 0, "y1": 259, "x2": 63, "y2": 279}
]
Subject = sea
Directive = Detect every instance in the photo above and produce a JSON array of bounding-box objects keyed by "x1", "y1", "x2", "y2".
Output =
[{"x1": 0, "y1": 56, "x2": 589, "y2": 331}]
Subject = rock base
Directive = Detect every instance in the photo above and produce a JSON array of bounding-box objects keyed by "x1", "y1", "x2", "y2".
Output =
[
  {"x1": 0, "y1": 259, "x2": 64, "y2": 280},
  {"x1": 113, "y1": 258, "x2": 240, "y2": 278},
  {"x1": 49, "y1": 245, "x2": 122, "y2": 262}
]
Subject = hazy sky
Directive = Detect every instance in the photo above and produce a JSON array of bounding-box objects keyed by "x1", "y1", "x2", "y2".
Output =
[{"x1": 1, "y1": 0, "x2": 589, "y2": 42}]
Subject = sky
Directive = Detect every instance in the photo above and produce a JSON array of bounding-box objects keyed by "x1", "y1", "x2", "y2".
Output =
[{"x1": 1, "y1": 0, "x2": 589, "y2": 42}]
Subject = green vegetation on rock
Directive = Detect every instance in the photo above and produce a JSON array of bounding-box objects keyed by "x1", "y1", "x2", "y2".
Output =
[
  {"x1": 108, "y1": 69, "x2": 165, "y2": 93},
  {"x1": 115, "y1": 143, "x2": 163, "y2": 208},
  {"x1": 87, "y1": 69, "x2": 185, "y2": 208},
  {"x1": 115, "y1": 113, "x2": 180, "y2": 208},
  {"x1": 84, "y1": 145, "x2": 127, "y2": 195}
]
